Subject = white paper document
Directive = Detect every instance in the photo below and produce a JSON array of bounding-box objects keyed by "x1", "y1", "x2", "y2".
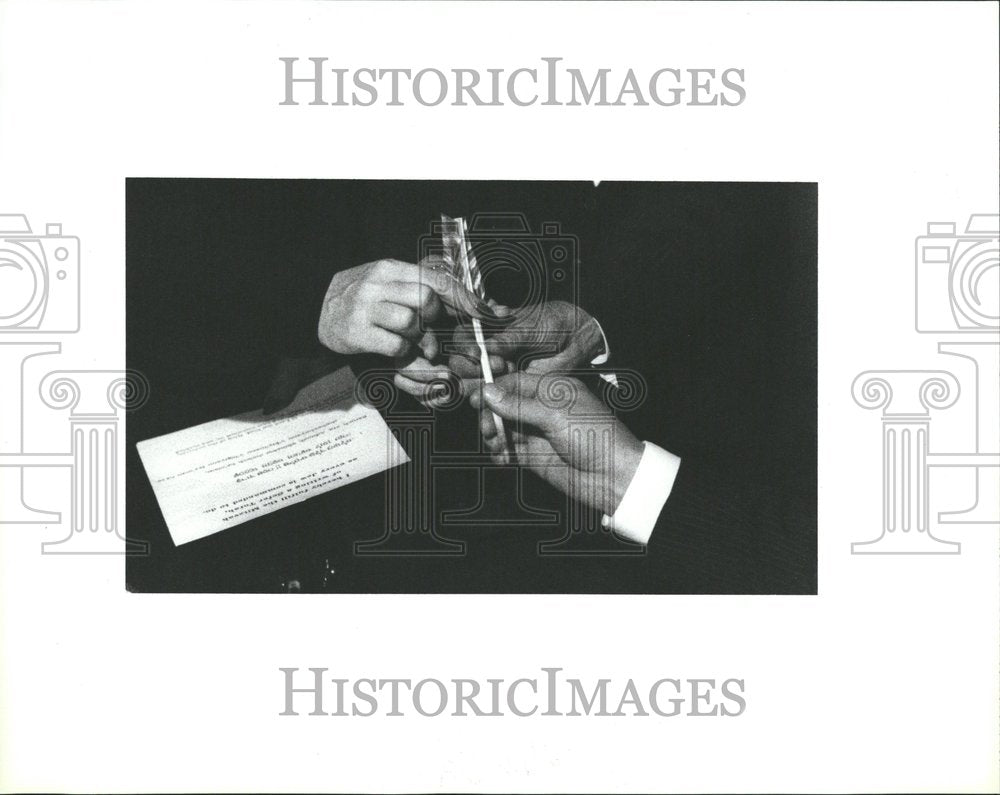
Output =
[{"x1": 136, "y1": 366, "x2": 408, "y2": 545}]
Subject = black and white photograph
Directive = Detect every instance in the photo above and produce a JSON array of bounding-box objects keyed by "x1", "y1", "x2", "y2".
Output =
[
  {"x1": 1, "y1": 2, "x2": 996, "y2": 793},
  {"x1": 127, "y1": 179, "x2": 817, "y2": 594}
]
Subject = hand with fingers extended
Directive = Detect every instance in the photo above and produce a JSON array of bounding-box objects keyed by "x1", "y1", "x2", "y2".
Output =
[
  {"x1": 469, "y1": 372, "x2": 643, "y2": 516},
  {"x1": 448, "y1": 300, "x2": 606, "y2": 381}
]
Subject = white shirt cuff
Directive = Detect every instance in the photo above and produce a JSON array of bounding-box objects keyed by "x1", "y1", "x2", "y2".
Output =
[
  {"x1": 588, "y1": 318, "x2": 619, "y2": 388},
  {"x1": 602, "y1": 442, "x2": 682, "y2": 545}
]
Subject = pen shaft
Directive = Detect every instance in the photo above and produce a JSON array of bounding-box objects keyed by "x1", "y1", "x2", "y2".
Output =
[
  {"x1": 471, "y1": 315, "x2": 509, "y2": 462},
  {"x1": 457, "y1": 220, "x2": 510, "y2": 463}
]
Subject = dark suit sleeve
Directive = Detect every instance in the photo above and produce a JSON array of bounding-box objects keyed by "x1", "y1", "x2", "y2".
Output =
[
  {"x1": 644, "y1": 457, "x2": 817, "y2": 594},
  {"x1": 257, "y1": 250, "x2": 338, "y2": 362}
]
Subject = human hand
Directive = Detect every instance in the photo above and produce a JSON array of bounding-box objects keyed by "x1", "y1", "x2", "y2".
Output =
[
  {"x1": 448, "y1": 300, "x2": 605, "y2": 380},
  {"x1": 261, "y1": 351, "x2": 486, "y2": 415},
  {"x1": 391, "y1": 349, "x2": 509, "y2": 409},
  {"x1": 469, "y1": 372, "x2": 643, "y2": 515},
  {"x1": 394, "y1": 297, "x2": 514, "y2": 408},
  {"x1": 317, "y1": 256, "x2": 501, "y2": 358}
]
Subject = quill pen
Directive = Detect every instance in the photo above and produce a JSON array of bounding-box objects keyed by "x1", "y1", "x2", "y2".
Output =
[{"x1": 441, "y1": 215, "x2": 510, "y2": 464}]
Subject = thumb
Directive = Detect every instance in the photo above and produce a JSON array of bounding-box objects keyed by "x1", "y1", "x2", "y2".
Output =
[
  {"x1": 424, "y1": 267, "x2": 513, "y2": 324},
  {"x1": 481, "y1": 375, "x2": 561, "y2": 433}
]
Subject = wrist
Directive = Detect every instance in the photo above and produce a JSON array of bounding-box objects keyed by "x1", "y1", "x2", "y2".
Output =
[{"x1": 609, "y1": 431, "x2": 644, "y2": 512}]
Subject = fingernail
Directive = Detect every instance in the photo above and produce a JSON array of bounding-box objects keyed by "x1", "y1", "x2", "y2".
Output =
[
  {"x1": 482, "y1": 384, "x2": 504, "y2": 403},
  {"x1": 476, "y1": 299, "x2": 501, "y2": 318}
]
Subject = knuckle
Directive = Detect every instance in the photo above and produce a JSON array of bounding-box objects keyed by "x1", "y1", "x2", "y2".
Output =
[
  {"x1": 350, "y1": 308, "x2": 369, "y2": 330},
  {"x1": 398, "y1": 306, "x2": 416, "y2": 329},
  {"x1": 328, "y1": 270, "x2": 349, "y2": 294},
  {"x1": 357, "y1": 281, "x2": 379, "y2": 302}
]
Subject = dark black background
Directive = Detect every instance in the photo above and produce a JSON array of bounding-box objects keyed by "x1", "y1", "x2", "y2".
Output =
[{"x1": 126, "y1": 180, "x2": 816, "y2": 594}]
